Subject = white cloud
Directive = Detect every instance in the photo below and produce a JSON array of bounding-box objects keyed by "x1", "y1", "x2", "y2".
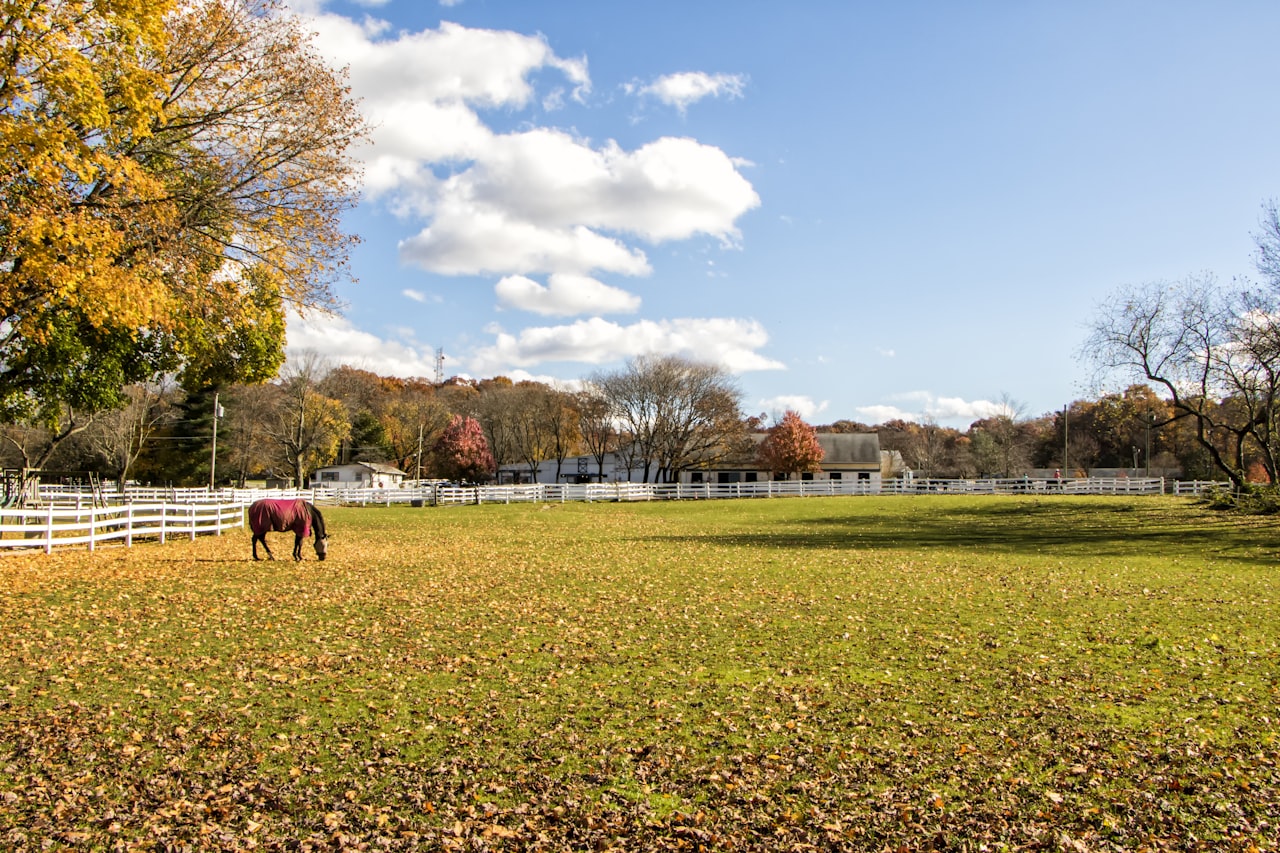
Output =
[
  {"x1": 853, "y1": 405, "x2": 916, "y2": 424},
  {"x1": 285, "y1": 311, "x2": 438, "y2": 378},
  {"x1": 299, "y1": 14, "x2": 758, "y2": 279},
  {"x1": 495, "y1": 274, "x2": 641, "y2": 316},
  {"x1": 402, "y1": 288, "x2": 432, "y2": 303},
  {"x1": 285, "y1": 311, "x2": 782, "y2": 384},
  {"x1": 758, "y1": 396, "x2": 829, "y2": 422},
  {"x1": 638, "y1": 72, "x2": 747, "y2": 113},
  {"x1": 290, "y1": 12, "x2": 768, "y2": 383},
  {"x1": 928, "y1": 395, "x2": 1003, "y2": 422},
  {"x1": 397, "y1": 131, "x2": 759, "y2": 274},
  {"x1": 854, "y1": 392, "x2": 1005, "y2": 427},
  {"x1": 303, "y1": 18, "x2": 589, "y2": 184},
  {"x1": 468, "y1": 317, "x2": 784, "y2": 374},
  {"x1": 401, "y1": 215, "x2": 651, "y2": 277}
]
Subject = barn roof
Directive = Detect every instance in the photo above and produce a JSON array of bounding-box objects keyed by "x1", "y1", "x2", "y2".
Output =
[{"x1": 814, "y1": 433, "x2": 881, "y2": 465}]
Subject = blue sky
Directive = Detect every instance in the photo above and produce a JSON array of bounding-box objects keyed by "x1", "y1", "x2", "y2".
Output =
[{"x1": 284, "y1": 0, "x2": 1280, "y2": 427}]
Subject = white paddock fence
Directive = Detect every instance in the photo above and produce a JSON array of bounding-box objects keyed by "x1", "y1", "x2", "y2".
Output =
[
  {"x1": 0, "y1": 501, "x2": 244, "y2": 554},
  {"x1": 49, "y1": 476, "x2": 1195, "y2": 508},
  {"x1": 8, "y1": 477, "x2": 1225, "y2": 554},
  {"x1": 39, "y1": 476, "x2": 1213, "y2": 508},
  {"x1": 320, "y1": 476, "x2": 1179, "y2": 503}
]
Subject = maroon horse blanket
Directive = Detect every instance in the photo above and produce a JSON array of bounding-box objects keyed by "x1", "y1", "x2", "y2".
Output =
[{"x1": 249, "y1": 498, "x2": 311, "y2": 537}]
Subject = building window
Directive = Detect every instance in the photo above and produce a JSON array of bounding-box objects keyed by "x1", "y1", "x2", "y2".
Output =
[
  {"x1": 745, "y1": 472, "x2": 758, "y2": 483},
  {"x1": 320, "y1": 471, "x2": 340, "y2": 482},
  {"x1": 829, "y1": 472, "x2": 842, "y2": 480},
  {"x1": 801, "y1": 472, "x2": 814, "y2": 481},
  {"x1": 690, "y1": 472, "x2": 703, "y2": 483},
  {"x1": 857, "y1": 472, "x2": 871, "y2": 480}
]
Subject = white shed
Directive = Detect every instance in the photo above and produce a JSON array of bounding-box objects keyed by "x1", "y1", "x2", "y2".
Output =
[{"x1": 310, "y1": 461, "x2": 407, "y2": 489}]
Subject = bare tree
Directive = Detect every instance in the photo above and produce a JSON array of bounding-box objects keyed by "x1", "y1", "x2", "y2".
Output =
[
  {"x1": 592, "y1": 356, "x2": 746, "y2": 483},
  {"x1": 261, "y1": 354, "x2": 350, "y2": 486},
  {"x1": 967, "y1": 393, "x2": 1033, "y2": 477},
  {"x1": 1254, "y1": 200, "x2": 1280, "y2": 288},
  {"x1": 1083, "y1": 277, "x2": 1255, "y2": 487},
  {"x1": 574, "y1": 386, "x2": 616, "y2": 481},
  {"x1": 540, "y1": 386, "x2": 582, "y2": 483},
  {"x1": 87, "y1": 382, "x2": 179, "y2": 490},
  {"x1": 474, "y1": 385, "x2": 522, "y2": 476},
  {"x1": 221, "y1": 382, "x2": 284, "y2": 486}
]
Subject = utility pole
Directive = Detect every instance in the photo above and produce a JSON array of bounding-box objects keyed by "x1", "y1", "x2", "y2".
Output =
[
  {"x1": 416, "y1": 423, "x2": 424, "y2": 481},
  {"x1": 208, "y1": 392, "x2": 224, "y2": 491},
  {"x1": 1146, "y1": 412, "x2": 1153, "y2": 477},
  {"x1": 1062, "y1": 404, "x2": 1069, "y2": 478}
]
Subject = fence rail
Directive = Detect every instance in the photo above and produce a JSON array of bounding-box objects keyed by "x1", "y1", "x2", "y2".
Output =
[
  {"x1": 277, "y1": 476, "x2": 1178, "y2": 503},
  {"x1": 0, "y1": 501, "x2": 244, "y2": 553},
  {"x1": 33, "y1": 476, "x2": 1213, "y2": 509}
]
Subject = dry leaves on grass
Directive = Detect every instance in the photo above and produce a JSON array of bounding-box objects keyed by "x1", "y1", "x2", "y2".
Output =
[{"x1": 1, "y1": 498, "x2": 1278, "y2": 850}]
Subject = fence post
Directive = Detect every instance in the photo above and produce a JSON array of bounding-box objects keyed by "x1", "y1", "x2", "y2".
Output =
[
  {"x1": 159, "y1": 504, "x2": 167, "y2": 544},
  {"x1": 44, "y1": 505, "x2": 54, "y2": 554},
  {"x1": 126, "y1": 503, "x2": 134, "y2": 548},
  {"x1": 88, "y1": 505, "x2": 96, "y2": 553},
  {"x1": 190, "y1": 504, "x2": 197, "y2": 541}
]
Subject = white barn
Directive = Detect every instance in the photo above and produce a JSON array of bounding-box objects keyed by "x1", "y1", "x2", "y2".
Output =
[{"x1": 495, "y1": 433, "x2": 883, "y2": 487}]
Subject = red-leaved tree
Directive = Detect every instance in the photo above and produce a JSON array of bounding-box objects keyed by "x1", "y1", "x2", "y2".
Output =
[
  {"x1": 757, "y1": 410, "x2": 824, "y2": 478},
  {"x1": 434, "y1": 415, "x2": 496, "y2": 482}
]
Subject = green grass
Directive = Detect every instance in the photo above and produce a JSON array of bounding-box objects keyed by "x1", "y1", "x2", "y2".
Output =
[{"x1": 2, "y1": 496, "x2": 1277, "y2": 850}]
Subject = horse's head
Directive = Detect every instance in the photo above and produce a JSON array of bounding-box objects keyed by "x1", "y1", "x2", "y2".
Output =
[{"x1": 315, "y1": 535, "x2": 328, "y2": 561}]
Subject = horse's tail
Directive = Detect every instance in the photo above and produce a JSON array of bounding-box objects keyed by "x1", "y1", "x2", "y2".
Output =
[{"x1": 310, "y1": 503, "x2": 327, "y2": 539}]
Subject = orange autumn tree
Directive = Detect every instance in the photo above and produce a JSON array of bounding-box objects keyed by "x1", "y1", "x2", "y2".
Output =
[
  {"x1": 757, "y1": 410, "x2": 824, "y2": 479},
  {"x1": 0, "y1": 0, "x2": 365, "y2": 463}
]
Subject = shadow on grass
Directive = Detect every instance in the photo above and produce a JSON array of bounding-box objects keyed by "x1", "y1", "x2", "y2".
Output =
[{"x1": 644, "y1": 499, "x2": 1279, "y2": 564}]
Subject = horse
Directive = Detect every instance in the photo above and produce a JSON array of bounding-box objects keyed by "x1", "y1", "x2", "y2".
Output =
[{"x1": 249, "y1": 499, "x2": 328, "y2": 561}]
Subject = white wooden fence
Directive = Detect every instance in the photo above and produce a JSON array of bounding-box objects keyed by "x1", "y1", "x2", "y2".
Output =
[
  {"x1": 0, "y1": 501, "x2": 244, "y2": 553},
  {"x1": 35, "y1": 476, "x2": 1198, "y2": 510},
  {"x1": 7, "y1": 477, "x2": 1224, "y2": 553},
  {"x1": 333, "y1": 476, "x2": 1175, "y2": 503}
]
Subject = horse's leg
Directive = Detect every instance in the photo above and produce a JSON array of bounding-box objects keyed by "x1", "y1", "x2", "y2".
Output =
[
  {"x1": 254, "y1": 534, "x2": 275, "y2": 560},
  {"x1": 293, "y1": 534, "x2": 303, "y2": 561}
]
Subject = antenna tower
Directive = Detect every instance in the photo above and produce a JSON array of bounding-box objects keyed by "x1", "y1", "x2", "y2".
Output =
[{"x1": 434, "y1": 347, "x2": 445, "y2": 384}]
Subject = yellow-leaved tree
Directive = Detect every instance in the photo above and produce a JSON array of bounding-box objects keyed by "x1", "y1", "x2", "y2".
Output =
[{"x1": 0, "y1": 0, "x2": 364, "y2": 466}]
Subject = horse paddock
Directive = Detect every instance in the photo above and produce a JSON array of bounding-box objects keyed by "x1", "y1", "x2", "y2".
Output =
[{"x1": 2, "y1": 496, "x2": 1277, "y2": 850}]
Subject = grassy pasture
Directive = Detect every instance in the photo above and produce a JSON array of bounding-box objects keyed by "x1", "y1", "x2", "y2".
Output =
[{"x1": 1, "y1": 495, "x2": 1277, "y2": 851}]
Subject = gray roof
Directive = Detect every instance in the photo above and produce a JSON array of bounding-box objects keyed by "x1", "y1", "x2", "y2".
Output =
[
  {"x1": 357, "y1": 461, "x2": 408, "y2": 476},
  {"x1": 814, "y1": 433, "x2": 881, "y2": 465}
]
